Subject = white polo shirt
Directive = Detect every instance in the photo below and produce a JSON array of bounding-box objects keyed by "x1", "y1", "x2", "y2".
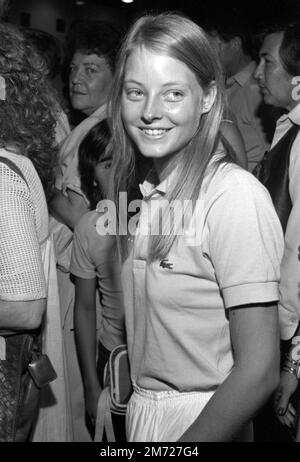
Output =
[
  {"x1": 270, "y1": 103, "x2": 300, "y2": 339},
  {"x1": 122, "y1": 158, "x2": 284, "y2": 392}
]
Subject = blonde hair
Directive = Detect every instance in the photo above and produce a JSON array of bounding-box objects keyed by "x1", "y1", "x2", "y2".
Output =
[{"x1": 109, "y1": 12, "x2": 226, "y2": 261}]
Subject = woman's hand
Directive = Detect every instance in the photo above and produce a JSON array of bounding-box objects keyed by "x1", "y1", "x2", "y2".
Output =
[
  {"x1": 85, "y1": 382, "x2": 102, "y2": 427},
  {"x1": 274, "y1": 370, "x2": 298, "y2": 428}
]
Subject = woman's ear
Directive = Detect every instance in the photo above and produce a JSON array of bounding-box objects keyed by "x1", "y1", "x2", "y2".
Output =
[{"x1": 201, "y1": 82, "x2": 217, "y2": 114}]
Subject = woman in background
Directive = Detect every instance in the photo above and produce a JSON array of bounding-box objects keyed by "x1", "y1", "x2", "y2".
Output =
[{"x1": 0, "y1": 21, "x2": 70, "y2": 441}]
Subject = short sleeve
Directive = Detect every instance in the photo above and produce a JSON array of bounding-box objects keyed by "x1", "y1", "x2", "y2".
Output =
[
  {"x1": 206, "y1": 171, "x2": 284, "y2": 308},
  {"x1": 70, "y1": 216, "x2": 96, "y2": 279},
  {"x1": 0, "y1": 164, "x2": 46, "y2": 300}
]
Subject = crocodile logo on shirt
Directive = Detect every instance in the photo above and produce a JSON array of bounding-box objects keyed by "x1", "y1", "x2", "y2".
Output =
[{"x1": 159, "y1": 259, "x2": 174, "y2": 270}]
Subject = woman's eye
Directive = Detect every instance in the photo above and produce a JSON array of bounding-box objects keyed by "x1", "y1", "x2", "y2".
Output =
[
  {"x1": 165, "y1": 91, "x2": 184, "y2": 101},
  {"x1": 86, "y1": 67, "x2": 97, "y2": 75},
  {"x1": 98, "y1": 160, "x2": 112, "y2": 170},
  {"x1": 126, "y1": 89, "x2": 143, "y2": 100}
]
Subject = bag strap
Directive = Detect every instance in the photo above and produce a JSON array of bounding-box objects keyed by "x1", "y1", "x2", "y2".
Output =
[
  {"x1": 94, "y1": 387, "x2": 116, "y2": 442},
  {"x1": 0, "y1": 155, "x2": 29, "y2": 188}
]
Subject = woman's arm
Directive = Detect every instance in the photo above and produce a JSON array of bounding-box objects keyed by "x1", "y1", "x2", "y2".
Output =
[
  {"x1": 49, "y1": 187, "x2": 89, "y2": 230},
  {"x1": 0, "y1": 299, "x2": 46, "y2": 331},
  {"x1": 73, "y1": 275, "x2": 100, "y2": 425},
  {"x1": 179, "y1": 303, "x2": 280, "y2": 441},
  {"x1": 274, "y1": 325, "x2": 300, "y2": 428}
]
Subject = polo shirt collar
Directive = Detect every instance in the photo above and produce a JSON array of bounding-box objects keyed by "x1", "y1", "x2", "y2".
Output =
[
  {"x1": 277, "y1": 102, "x2": 300, "y2": 127},
  {"x1": 227, "y1": 61, "x2": 256, "y2": 88},
  {"x1": 139, "y1": 168, "x2": 178, "y2": 199},
  {"x1": 139, "y1": 143, "x2": 226, "y2": 200}
]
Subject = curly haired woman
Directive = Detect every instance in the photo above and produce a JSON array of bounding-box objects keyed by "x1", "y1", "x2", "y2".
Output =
[{"x1": 0, "y1": 22, "x2": 70, "y2": 441}]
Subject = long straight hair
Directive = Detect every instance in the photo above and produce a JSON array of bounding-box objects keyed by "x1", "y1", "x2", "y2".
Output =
[{"x1": 109, "y1": 13, "x2": 227, "y2": 261}]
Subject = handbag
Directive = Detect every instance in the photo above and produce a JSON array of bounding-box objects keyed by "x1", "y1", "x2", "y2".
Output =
[
  {"x1": 0, "y1": 331, "x2": 56, "y2": 442},
  {"x1": 94, "y1": 344, "x2": 132, "y2": 442},
  {"x1": 0, "y1": 156, "x2": 57, "y2": 442}
]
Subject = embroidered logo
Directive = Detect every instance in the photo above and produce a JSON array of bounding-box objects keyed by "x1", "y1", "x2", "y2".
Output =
[{"x1": 159, "y1": 259, "x2": 173, "y2": 270}]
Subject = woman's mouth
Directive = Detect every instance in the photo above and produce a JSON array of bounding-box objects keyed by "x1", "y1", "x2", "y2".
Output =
[{"x1": 140, "y1": 128, "x2": 171, "y2": 136}]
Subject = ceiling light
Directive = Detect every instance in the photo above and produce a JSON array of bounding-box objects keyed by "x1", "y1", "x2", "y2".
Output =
[{"x1": 121, "y1": 0, "x2": 134, "y2": 4}]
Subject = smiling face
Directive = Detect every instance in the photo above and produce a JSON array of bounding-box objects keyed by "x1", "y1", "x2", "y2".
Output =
[
  {"x1": 69, "y1": 51, "x2": 113, "y2": 115},
  {"x1": 255, "y1": 32, "x2": 295, "y2": 111},
  {"x1": 121, "y1": 47, "x2": 213, "y2": 175}
]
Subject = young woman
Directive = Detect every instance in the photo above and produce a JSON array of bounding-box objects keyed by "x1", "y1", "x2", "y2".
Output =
[
  {"x1": 108, "y1": 13, "x2": 284, "y2": 442},
  {"x1": 70, "y1": 120, "x2": 125, "y2": 439}
]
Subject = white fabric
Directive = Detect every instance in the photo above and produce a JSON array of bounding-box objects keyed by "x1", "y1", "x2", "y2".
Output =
[
  {"x1": 126, "y1": 385, "x2": 214, "y2": 442},
  {"x1": 122, "y1": 158, "x2": 284, "y2": 392},
  {"x1": 32, "y1": 236, "x2": 72, "y2": 442},
  {"x1": 54, "y1": 108, "x2": 71, "y2": 148},
  {"x1": 270, "y1": 103, "x2": 300, "y2": 339},
  {"x1": 56, "y1": 104, "x2": 107, "y2": 197},
  {"x1": 52, "y1": 106, "x2": 107, "y2": 441},
  {"x1": 0, "y1": 149, "x2": 48, "y2": 300}
]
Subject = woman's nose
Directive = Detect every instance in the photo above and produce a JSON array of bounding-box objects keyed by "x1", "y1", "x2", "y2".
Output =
[
  {"x1": 142, "y1": 96, "x2": 162, "y2": 123},
  {"x1": 70, "y1": 66, "x2": 82, "y2": 84}
]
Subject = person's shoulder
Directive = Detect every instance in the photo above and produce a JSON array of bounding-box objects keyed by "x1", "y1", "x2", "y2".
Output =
[
  {"x1": 75, "y1": 209, "x2": 117, "y2": 248},
  {"x1": 75, "y1": 210, "x2": 98, "y2": 235},
  {"x1": 0, "y1": 149, "x2": 35, "y2": 183},
  {"x1": 209, "y1": 161, "x2": 267, "y2": 196}
]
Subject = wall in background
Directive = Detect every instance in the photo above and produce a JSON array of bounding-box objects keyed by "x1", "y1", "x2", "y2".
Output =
[{"x1": 8, "y1": 0, "x2": 130, "y2": 39}]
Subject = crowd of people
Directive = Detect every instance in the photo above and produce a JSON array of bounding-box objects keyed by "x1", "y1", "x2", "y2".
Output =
[{"x1": 1, "y1": 2, "x2": 300, "y2": 443}]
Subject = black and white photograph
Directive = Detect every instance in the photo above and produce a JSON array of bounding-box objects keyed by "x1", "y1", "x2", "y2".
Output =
[{"x1": 0, "y1": 0, "x2": 300, "y2": 447}]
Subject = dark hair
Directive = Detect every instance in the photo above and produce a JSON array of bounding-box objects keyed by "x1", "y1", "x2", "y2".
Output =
[
  {"x1": 0, "y1": 22, "x2": 58, "y2": 202},
  {"x1": 78, "y1": 119, "x2": 111, "y2": 209},
  {"x1": 278, "y1": 23, "x2": 300, "y2": 76},
  {"x1": 0, "y1": 0, "x2": 10, "y2": 19},
  {"x1": 256, "y1": 22, "x2": 300, "y2": 75},
  {"x1": 206, "y1": 22, "x2": 255, "y2": 59},
  {"x1": 23, "y1": 28, "x2": 62, "y2": 80},
  {"x1": 66, "y1": 20, "x2": 124, "y2": 73}
]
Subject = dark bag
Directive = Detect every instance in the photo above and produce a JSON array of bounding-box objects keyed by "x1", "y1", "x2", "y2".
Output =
[
  {"x1": 94, "y1": 344, "x2": 132, "y2": 442},
  {"x1": 0, "y1": 331, "x2": 57, "y2": 442}
]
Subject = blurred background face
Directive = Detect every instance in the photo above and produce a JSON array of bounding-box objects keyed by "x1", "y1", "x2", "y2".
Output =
[
  {"x1": 94, "y1": 155, "x2": 112, "y2": 196},
  {"x1": 69, "y1": 51, "x2": 113, "y2": 116},
  {"x1": 255, "y1": 32, "x2": 295, "y2": 110},
  {"x1": 208, "y1": 31, "x2": 235, "y2": 76},
  {"x1": 121, "y1": 47, "x2": 206, "y2": 171}
]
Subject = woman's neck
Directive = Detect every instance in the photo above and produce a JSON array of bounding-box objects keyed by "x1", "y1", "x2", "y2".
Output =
[{"x1": 154, "y1": 152, "x2": 182, "y2": 184}]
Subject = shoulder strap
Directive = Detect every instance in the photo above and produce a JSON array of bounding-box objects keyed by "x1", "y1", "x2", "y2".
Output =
[
  {"x1": 94, "y1": 387, "x2": 116, "y2": 442},
  {"x1": 0, "y1": 155, "x2": 28, "y2": 187}
]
